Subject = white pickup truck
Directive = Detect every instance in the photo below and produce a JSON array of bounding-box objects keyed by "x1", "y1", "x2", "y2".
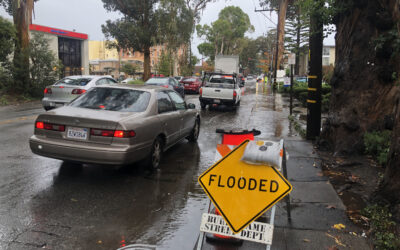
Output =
[{"x1": 199, "y1": 73, "x2": 243, "y2": 109}]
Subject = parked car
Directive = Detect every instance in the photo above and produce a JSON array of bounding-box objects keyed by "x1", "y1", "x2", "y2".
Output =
[
  {"x1": 121, "y1": 78, "x2": 134, "y2": 84},
  {"x1": 181, "y1": 77, "x2": 202, "y2": 94},
  {"x1": 30, "y1": 85, "x2": 200, "y2": 169},
  {"x1": 42, "y1": 75, "x2": 117, "y2": 111},
  {"x1": 145, "y1": 77, "x2": 185, "y2": 98}
]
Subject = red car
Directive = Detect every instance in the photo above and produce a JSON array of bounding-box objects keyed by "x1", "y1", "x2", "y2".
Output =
[{"x1": 181, "y1": 77, "x2": 202, "y2": 94}]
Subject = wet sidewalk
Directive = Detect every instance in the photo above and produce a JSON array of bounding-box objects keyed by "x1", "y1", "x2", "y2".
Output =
[
  {"x1": 269, "y1": 139, "x2": 370, "y2": 250},
  {"x1": 197, "y1": 83, "x2": 371, "y2": 249}
]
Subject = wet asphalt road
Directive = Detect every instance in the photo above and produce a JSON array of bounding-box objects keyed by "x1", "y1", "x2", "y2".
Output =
[{"x1": 0, "y1": 80, "x2": 298, "y2": 250}]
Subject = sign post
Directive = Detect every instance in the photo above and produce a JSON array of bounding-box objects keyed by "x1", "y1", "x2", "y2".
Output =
[
  {"x1": 288, "y1": 53, "x2": 296, "y2": 115},
  {"x1": 197, "y1": 138, "x2": 292, "y2": 249}
]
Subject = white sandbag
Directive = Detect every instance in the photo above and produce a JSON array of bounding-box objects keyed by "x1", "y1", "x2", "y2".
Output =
[{"x1": 241, "y1": 140, "x2": 283, "y2": 170}]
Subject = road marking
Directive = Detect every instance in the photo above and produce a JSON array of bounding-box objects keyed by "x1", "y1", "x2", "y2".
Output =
[{"x1": 0, "y1": 115, "x2": 37, "y2": 125}]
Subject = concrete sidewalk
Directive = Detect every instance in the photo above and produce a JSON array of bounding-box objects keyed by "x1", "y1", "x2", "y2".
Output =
[{"x1": 269, "y1": 139, "x2": 370, "y2": 250}]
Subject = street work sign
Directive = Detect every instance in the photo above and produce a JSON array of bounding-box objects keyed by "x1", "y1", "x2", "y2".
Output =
[
  {"x1": 198, "y1": 140, "x2": 292, "y2": 234},
  {"x1": 284, "y1": 77, "x2": 291, "y2": 87},
  {"x1": 200, "y1": 213, "x2": 273, "y2": 244}
]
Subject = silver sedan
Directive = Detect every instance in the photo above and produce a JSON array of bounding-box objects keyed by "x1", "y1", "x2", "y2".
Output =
[
  {"x1": 30, "y1": 84, "x2": 200, "y2": 169},
  {"x1": 42, "y1": 75, "x2": 117, "y2": 110}
]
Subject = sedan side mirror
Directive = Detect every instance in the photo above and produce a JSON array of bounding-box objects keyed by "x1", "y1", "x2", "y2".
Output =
[{"x1": 187, "y1": 103, "x2": 196, "y2": 109}]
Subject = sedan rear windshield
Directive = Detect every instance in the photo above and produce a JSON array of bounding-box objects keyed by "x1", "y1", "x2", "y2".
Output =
[
  {"x1": 55, "y1": 77, "x2": 93, "y2": 86},
  {"x1": 70, "y1": 88, "x2": 151, "y2": 112},
  {"x1": 182, "y1": 78, "x2": 197, "y2": 82},
  {"x1": 145, "y1": 78, "x2": 168, "y2": 85},
  {"x1": 205, "y1": 76, "x2": 235, "y2": 89}
]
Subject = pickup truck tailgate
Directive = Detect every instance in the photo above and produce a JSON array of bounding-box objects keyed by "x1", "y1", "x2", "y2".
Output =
[{"x1": 202, "y1": 87, "x2": 233, "y2": 100}]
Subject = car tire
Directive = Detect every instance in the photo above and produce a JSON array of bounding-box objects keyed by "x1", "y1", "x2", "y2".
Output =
[
  {"x1": 236, "y1": 100, "x2": 241, "y2": 106},
  {"x1": 44, "y1": 106, "x2": 52, "y2": 111},
  {"x1": 187, "y1": 119, "x2": 200, "y2": 142},
  {"x1": 147, "y1": 137, "x2": 163, "y2": 169}
]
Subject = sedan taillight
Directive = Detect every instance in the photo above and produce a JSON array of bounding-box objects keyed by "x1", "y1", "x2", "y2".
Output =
[
  {"x1": 199, "y1": 87, "x2": 203, "y2": 96},
  {"x1": 71, "y1": 89, "x2": 86, "y2": 94},
  {"x1": 233, "y1": 90, "x2": 237, "y2": 99},
  {"x1": 44, "y1": 88, "x2": 52, "y2": 94},
  {"x1": 36, "y1": 121, "x2": 65, "y2": 131},
  {"x1": 91, "y1": 129, "x2": 135, "y2": 138}
]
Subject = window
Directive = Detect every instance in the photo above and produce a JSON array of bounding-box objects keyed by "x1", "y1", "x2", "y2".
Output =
[
  {"x1": 168, "y1": 91, "x2": 186, "y2": 110},
  {"x1": 145, "y1": 78, "x2": 169, "y2": 85},
  {"x1": 70, "y1": 88, "x2": 151, "y2": 112},
  {"x1": 96, "y1": 78, "x2": 109, "y2": 85},
  {"x1": 169, "y1": 78, "x2": 176, "y2": 86},
  {"x1": 157, "y1": 92, "x2": 174, "y2": 113},
  {"x1": 55, "y1": 77, "x2": 93, "y2": 86},
  {"x1": 322, "y1": 57, "x2": 330, "y2": 66},
  {"x1": 58, "y1": 37, "x2": 82, "y2": 76},
  {"x1": 205, "y1": 75, "x2": 235, "y2": 89},
  {"x1": 107, "y1": 78, "x2": 117, "y2": 84},
  {"x1": 323, "y1": 47, "x2": 330, "y2": 56}
]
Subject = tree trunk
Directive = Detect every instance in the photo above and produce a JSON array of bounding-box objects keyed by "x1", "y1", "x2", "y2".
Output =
[
  {"x1": 12, "y1": 0, "x2": 34, "y2": 92},
  {"x1": 276, "y1": 0, "x2": 289, "y2": 69},
  {"x1": 295, "y1": 5, "x2": 300, "y2": 76},
  {"x1": 380, "y1": 89, "x2": 400, "y2": 217},
  {"x1": 321, "y1": 0, "x2": 399, "y2": 154},
  {"x1": 379, "y1": 0, "x2": 400, "y2": 220},
  {"x1": 143, "y1": 46, "x2": 151, "y2": 81},
  {"x1": 143, "y1": 1, "x2": 151, "y2": 81}
]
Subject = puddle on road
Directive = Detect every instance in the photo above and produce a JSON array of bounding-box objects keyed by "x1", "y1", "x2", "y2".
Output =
[{"x1": 1, "y1": 81, "x2": 301, "y2": 250}]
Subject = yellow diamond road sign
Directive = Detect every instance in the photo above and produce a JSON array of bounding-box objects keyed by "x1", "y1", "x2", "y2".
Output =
[{"x1": 198, "y1": 140, "x2": 292, "y2": 234}]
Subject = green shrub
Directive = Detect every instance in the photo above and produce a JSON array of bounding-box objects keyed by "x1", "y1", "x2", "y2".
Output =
[
  {"x1": 362, "y1": 204, "x2": 400, "y2": 250},
  {"x1": 322, "y1": 93, "x2": 331, "y2": 112},
  {"x1": 364, "y1": 130, "x2": 392, "y2": 166},
  {"x1": 322, "y1": 83, "x2": 331, "y2": 95},
  {"x1": 128, "y1": 80, "x2": 144, "y2": 85}
]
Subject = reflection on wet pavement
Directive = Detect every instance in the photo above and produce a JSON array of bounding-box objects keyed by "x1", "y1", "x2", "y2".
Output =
[{"x1": 0, "y1": 80, "x2": 298, "y2": 250}]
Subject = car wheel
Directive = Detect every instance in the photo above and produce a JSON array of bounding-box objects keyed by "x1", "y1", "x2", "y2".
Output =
[
  {"x1": 148, "y1": 137, "x2": 163, "y2": 169},
  {"x1": 187, "y1": 119, "x2": 200, "y2": 142},
  {"x1": 237, "y1": 100, "x2": 241, "y2": 106},
  {"x1": 44, "y1": 106, "x2": 52, "y2": 111}
]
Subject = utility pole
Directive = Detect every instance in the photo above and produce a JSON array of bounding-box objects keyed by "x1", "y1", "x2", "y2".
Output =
[
  {"x1": 306, "y1": 0, "x2": 323, "y2": 140},
  {"x1": 255, "y1": 7, "x2": 279, "y2": 89}
]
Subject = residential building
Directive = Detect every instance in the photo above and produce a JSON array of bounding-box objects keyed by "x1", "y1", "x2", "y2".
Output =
[{"x1": 322, "y1": 45, "x2": 335, "y2": 66}]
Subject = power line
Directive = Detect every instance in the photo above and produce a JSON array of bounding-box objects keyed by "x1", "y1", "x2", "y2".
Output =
[{"x1": 259, "y1": 11, "x2": 277, "y2": 26}]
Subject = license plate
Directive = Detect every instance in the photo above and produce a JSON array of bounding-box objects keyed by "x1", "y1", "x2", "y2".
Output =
[
  {"x1": 214, "y1": 99, "x2": 221, "y2": 103},
  {"x1": 67, "y1": 127, "x2": 88, "y2": 140}
]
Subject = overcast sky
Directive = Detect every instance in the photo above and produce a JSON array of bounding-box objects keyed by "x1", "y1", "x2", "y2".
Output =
[{"x1": 0, "y1": 0, "x2": 334, "y2": 57}]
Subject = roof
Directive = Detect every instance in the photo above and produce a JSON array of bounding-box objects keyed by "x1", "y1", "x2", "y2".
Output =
[
  {"x1": 97, "y1": 84, "x2": 165, "y2": 92},
  {"x1": 29, "y1": 24, "x2": 88, "y2": 40}
]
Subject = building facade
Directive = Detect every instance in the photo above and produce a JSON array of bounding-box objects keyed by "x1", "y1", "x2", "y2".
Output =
[
  {"x1": 88, "y1": 41, "x2": 186, "y2": 77},
  {"x1": 29, "y1": 24, "x2": 89, "y2": 76},
  {"x1": 322, "y1": 45, "x2": 335, "y2": 66}
]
